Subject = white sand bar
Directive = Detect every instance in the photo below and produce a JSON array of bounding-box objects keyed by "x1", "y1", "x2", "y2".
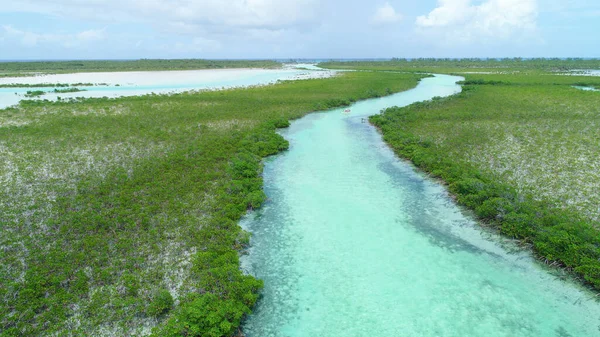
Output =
[{"x1": 0, "y1": 65, "x2": 336, "y2": 109}]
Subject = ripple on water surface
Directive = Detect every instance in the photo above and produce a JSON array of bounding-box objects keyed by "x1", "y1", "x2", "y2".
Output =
[{"x1": 241, "y1": 75, "x2": 600, "y2": 337}]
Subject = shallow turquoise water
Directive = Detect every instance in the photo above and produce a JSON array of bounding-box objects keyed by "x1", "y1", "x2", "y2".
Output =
[
  {"x1": 574, "y1": 85, "x2": 599, "y2": 92},
  {"x1": 0, "y1": 68, "x2": 331, "y2": 109},
  {"x1": 241, "y1": 75, "x2": 600, "y2": 337}
]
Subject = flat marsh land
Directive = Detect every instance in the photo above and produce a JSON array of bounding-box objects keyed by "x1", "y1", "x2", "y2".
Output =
[
  {"x1": 0, "y1": 71, "x2": 423, "y2": 336},
  {"x1": 320, "y1": 58, "x2": 600, "y2": 74},
  {"x1": 321, "y1": 60, "x2": 600, "y2": 292},
  {"x1": 0, "y1": 59, "x2": 281, "y2": 77}
]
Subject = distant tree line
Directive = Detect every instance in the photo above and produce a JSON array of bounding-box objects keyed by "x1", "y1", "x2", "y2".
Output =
[
  {"x1": 0, "y1": 59, "x2": 282, "y2": 75},
  {"x1": 321, "y1": 58, "x2": 600, "y2": 72}
]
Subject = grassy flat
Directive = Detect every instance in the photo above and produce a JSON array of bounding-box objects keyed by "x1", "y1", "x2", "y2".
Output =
[
  {"x1": 0, "y1": 59, "x2": 282, "y2": 77},
  {"x1": 321, "y1": 58, "x2": 600, "y2": 75},
  {"x1": 0, "y1": 71, "x2": 423, "y2": 336},
  {"x1": 366, "y1": 68, "x2": 600, "y2": 292}
]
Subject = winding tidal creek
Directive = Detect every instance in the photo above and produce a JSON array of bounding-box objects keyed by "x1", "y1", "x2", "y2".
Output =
[{"x1": 241, "y1": 75, "x2": 600, "y2": 337}]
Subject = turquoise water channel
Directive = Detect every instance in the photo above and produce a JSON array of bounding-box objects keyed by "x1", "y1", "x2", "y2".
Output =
[
  {"x1": 574, "y1": 86, "x2": 600, "y2": 92},
  {"x1": 241, "y1": 75, "x2": 600, "y2": 337}
]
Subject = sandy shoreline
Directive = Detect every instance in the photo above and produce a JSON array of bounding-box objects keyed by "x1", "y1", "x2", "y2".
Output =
[
  {"x1": 0, "y1": 66, "x2": 336, "y2": 109},
  {"x1": 0, "y1": 67, "x2": 331, "y2": 86}
]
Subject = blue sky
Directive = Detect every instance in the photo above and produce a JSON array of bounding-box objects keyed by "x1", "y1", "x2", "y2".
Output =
[{"x1": 0, "y1": 0, "x2": 598, "y2": 60}]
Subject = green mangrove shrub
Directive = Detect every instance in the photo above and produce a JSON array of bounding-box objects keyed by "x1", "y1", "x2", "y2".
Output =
[{"x1": 371, "y1": 97, "x2": 600, "y2": 290}]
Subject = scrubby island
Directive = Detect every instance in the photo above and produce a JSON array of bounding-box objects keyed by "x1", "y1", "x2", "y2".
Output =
[
  {"x1": 52, "y1": 88, "x2": 87, "y2": 94},
  {"x1": 23, "y1": 90, "x2": 46, "y2": 98},
  {"x1": 23, "y1": 88, "x2": 88, "y2": 98},
  {"x1": 0, "y1": 71, "x2": 423, "y2": 336},
  {"x1": 323, "y1": 60, "x2": 600, "y2": 290}
]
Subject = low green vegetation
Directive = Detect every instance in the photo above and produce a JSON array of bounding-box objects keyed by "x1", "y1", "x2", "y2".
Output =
[
  {"x1": 0, "y1": 71, "x2": 423, "y2": 336},
  {"x1": 23, "y1": 90, "x2": 45, "y2": 97},
  {"x1": 0, "y1": 83, "x2": 105, "y2": 88},
  {"x1": 321, "y1": 58, "x2": 600, "y2": 74},
  {"x1": 53, "y1": 88, "x2": 86, "y2": 94},
  {"x1": 370, "y1": 70, "x2": 600, "y2": 290},
  {"x1": 0, "y1": 59, "x2": 281, "y2": 77},
  {"x1": 21, "y1": 88, "x2": 87, "y2": 98}
]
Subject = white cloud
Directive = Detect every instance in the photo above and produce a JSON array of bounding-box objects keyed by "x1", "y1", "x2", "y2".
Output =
[
  {"x1": 2, "y1": 0, "x2": 318, "y2": 32},
  {"x1": 416, "y1": 0, "x2": 538, "y2": 43},
  {"x1": 1, "y1": 25, "x2": 106, "y2": 48},
  {"x1": 0, "y1": 0, "x2": 318, "y2": 52},
  {"x1": 246, "y1": 28, "x2": 286, "y2": 41},
  {"x1": 543, "y1": 0, "x2": 599, "y2": 14},
  {"x1": 152, "y1": 37, "x2": 222, "y2": 56},
  {"x1": 371, "y1": 3, "x2": 403, "y2": 25},
  {"x1": 77, "y1": 29, "x2": 106, "y2": 42},
  {"x1": 3, "y1": 25, "x2": 40, "y2": 47},
  {"x1": 188, "y1": 37, "x2": 222, "y2": 52}
]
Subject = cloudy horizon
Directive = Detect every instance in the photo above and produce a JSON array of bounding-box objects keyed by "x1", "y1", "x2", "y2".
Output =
[{"x1": 0, "y1": 0, "x2": 598, "y2": 60}]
